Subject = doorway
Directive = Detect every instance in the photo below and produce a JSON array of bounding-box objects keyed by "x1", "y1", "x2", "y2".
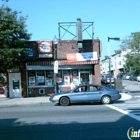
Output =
[{"x1": 80, "y1": 71, "x2": 90, "y2": 84}]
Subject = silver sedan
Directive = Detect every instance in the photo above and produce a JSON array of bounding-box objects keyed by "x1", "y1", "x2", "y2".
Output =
[{"x1": 49, "y1": 84, "x2": 121, "y2": 106}]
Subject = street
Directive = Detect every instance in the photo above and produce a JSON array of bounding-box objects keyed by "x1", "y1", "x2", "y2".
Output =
[
  {"x1": 122, "y1": 79, "x2": 140, "y2": 93},
  {"x1": 0, "y1": 80, "x2": 140, "y2": 140},
  {"x1": 0, "y1": 102, "x2": 140, "y2": 140}
]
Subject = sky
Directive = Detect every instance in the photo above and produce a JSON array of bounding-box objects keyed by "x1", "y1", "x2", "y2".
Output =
[{"x1": 1, "y1": 0, "x2": 140, "y2": 60}]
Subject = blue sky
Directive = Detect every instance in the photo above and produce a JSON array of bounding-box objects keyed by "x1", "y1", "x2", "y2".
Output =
[{"x1": 1, "y1": 0, "x2": 140, "y2": 60}]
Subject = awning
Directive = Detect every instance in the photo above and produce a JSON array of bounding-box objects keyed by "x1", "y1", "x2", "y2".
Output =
[
  {"x1": 58, "y1": 60, "x2": 99, "y2": 65},
  {"x1": 27, "y1": 60, "x2": 99, "y2": 66}
]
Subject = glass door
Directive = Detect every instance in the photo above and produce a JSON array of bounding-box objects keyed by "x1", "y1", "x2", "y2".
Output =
[{"x1": 80, "y1": 71, "x2": 90, "y2": 84}]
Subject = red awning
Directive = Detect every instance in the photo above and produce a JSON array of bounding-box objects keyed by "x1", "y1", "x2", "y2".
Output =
[
  {"x1": 27, "y1": 60, "x2": 99, "y2": 66},
  {"x1": 58, "y1": 60, "x2": 99, "y2": 65}
]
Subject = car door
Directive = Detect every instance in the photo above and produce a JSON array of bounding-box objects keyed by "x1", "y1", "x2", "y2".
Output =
[
  {"x1": 70, "y1": 85, "x2": 89, "y2": 102},
  {"x1": 87, "y1": 85, "x2": 102, "y2": 102}
]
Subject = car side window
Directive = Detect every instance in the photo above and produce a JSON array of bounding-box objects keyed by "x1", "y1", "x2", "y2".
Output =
[
  {"x1": 89, "y1": 86, "x2": 97, "y2": 91},
  {"x1": 89, "y1": 86, "x2": 103, "y2": 91},
  {"x1": 75, "y1": 86, "x2": 87, "y2": 92}
]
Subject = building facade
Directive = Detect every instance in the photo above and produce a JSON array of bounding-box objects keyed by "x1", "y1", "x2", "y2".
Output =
[
  {"x1": 100, "y1": 50, "x2": 127, "y2": 78},
  {"x1": 25, "y1": 39, "x2": 101, "y2": 97}
]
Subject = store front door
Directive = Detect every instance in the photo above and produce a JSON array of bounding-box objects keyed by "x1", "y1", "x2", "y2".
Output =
[{"x1": 80, "y1": 71, "x2": 90, "y2": 84}]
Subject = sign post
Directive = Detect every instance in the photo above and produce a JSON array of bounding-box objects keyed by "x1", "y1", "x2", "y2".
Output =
[{"x1": 54, "y1": 61, "x2": 58, "y2": 94}]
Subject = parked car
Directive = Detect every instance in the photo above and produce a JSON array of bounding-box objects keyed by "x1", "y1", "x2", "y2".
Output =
[
  {"x1": 129, "y1": 74, "x2": 138, "y2": 81},
  {"x1": 101, "y1": 74, "x2": 114, "y2": 84},
  {"x1": 49, "y1": 84, "x2": 121, "y2": 106},
  {"x1": 126, "y1": 74, "x2": 131, "y2": 80},
  {"x1": 137, "y1": 74, "x2": 140, "y2": 82}
]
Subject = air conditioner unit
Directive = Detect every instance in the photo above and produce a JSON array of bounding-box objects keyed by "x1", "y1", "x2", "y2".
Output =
[{"x1": 39, "y1": 89, "x2": 45, "y2": 94}]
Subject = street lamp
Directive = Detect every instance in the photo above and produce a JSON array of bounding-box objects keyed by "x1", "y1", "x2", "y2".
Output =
[
  {"x1": 108, "y1": 37, "x2": 120, "y2": 88},
  {"x1": 53, "y1": 36, "x2": 58, "y2": 94}
]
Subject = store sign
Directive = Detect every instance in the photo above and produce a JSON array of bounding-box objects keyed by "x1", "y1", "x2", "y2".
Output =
[
  {"x1": 38, "y1": 40, "x2": 53, "y2": 58},
  {"x1": 66, "y1": 52, "x2": 98, "y2": 62},
  {"x1": 54, "y1": 61, "x2": 58, "y2": 74},
  {"x1": 20, "y1": 48, "x2": 34, "y2": 57}
]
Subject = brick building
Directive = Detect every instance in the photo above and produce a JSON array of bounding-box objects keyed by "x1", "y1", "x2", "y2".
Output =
[{"x1": 25, "y1": 39, "x2": 101, "y2": 97}]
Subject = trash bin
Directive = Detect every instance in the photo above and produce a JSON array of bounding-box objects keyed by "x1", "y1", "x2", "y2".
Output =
[{"x1": 114, "y1": 79, "x2": 122, "y2": 92}]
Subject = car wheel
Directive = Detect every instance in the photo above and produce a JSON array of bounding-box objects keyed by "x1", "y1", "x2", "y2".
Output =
[
  {"x1": 59, "y1": 97, "x2": 70, "y2": 106},
  {"x1": 101, "y1": 96, "x2": 111, "y2": 104}
]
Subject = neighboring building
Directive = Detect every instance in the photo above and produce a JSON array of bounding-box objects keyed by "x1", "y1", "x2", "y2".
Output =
[{"x1": 100, "y1": 50, "x2": 127, "y2": 78}]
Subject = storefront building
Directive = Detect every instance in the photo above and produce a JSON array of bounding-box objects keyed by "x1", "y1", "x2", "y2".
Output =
[{"x1": 25, "y1": 39, "x2": 101, "y2": 97}]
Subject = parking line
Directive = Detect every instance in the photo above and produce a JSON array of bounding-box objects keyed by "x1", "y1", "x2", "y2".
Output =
[
  {"x1": 106, "y1": 104, "x2": 140, "y2": 121},
  {"x1": 119, "y1": 93, "x2": 132, "y2": 101}
]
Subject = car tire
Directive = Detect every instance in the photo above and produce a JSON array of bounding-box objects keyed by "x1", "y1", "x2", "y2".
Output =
[
  {"x1": 59, "y1": 97, "x2": 70, "y2": 106},
  {"x1": 101, "y1": 96, "x2": 111, "y2": 104}
]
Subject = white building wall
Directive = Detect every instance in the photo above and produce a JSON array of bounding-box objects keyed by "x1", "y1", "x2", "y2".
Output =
[{"x1": 101, "y1": 50, "x2": 129, "y2": 77}]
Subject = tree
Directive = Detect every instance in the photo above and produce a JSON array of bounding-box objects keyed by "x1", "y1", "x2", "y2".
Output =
[
  {"x1": 0, "y1": 1, "x2": 31, "y2": 72},
  {"x1": 0, "y1": 1, "x2": 31, "y2": 97},
  {"x1": 120, "y1": 32, "x2": 140, "y2": 74}
]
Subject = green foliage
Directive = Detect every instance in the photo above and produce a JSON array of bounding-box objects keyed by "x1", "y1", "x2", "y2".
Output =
[
  {"x1": 121, "y1": 32, "x2": 140, "y2": 73},
  {"x1": 0, "y1": 2, "x2": 31, "y2": 71}
]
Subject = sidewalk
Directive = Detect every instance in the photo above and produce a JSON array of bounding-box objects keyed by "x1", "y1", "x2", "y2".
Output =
[
  {"x1": 0, "y1": 93, "x2": 132, "y2": 107},
  {"x1": 0, "y1": 96, "x2": 50, "y2": 107}
]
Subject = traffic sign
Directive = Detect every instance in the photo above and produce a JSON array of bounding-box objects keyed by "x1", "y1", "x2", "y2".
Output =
[{"x1": 54, "y1": 61, "x2": 58, "y2": 74}]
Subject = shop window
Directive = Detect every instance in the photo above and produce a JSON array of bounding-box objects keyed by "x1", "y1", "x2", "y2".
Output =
[
  {"x1": 28, "y1": 71, "x2": 36, "y2": 86},
  {"x1": 72, "y1": 70, "x2": 79, "y2": 86},
  {"x1": 46, "y1": 70, "x2": 53, "y2": 86},
  {"x1": 57, "y1": 71, "x2": 62, "y2": 84},
  {"x1": 63, "y1": 70, "x2": 70, "y2": 85},
  {"x1": 36, "y1": 71, "x2": 45, "y2": 85}
]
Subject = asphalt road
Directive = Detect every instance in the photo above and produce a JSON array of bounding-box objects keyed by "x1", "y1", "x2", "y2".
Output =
[
  {"x1": 0, "y1": 104, "x2": 140, "y2": 140},
  {"x1": 103, "y1": 79, "x2": 140, "y2": 93},
  {"x1": 122, "y1": 79, "x2": 140, "y2": 93}
]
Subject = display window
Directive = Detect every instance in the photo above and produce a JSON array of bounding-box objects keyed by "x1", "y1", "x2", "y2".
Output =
[
  {"x1": 57, "y1": 71, "x2": 62, "y2": 84},
  {"x1": 46, "y1": 70, "x2": 53, "y2": 86},
  {"x1": 28, "y1": 71, "x2": 36, "y2": 86},
  {"x1": 27, "y1": 69, "x2": 91, "y2": 87},
  {"x1": 36, "y1": 71, "x2": 45, "y2": 85},
  {"x1": 63, "y1": 70, "x2": 70, "y2": 85}
]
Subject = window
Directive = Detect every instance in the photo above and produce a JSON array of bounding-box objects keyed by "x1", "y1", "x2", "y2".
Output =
[
  {"x1": 27, "y1": 69, "x2": 91, "y2": 87},
  {"x1": 63, "y1": 70, "x2": 70, "y2": 85},
  {"x1": 28, "y1": 71, "x2": 36, "y2": 86},
  {"x1": 89, "y1": 85, "x2": 103, "y2": 91},
  {"x1": 118, "y1": 61, "x2": 121, "y2": 65},
  {"x1": 36, "y1": 71, "x2": 45, "y2": 85},
  {"x1": 89, "y1": 86, "x2": 97, "y2": 91},
  {"x1": 75, "y1": 85, "x2": 87, "y2": 92},
  {"x1": 46, "y1": 70, "x2": 53, "y2": 86}
]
